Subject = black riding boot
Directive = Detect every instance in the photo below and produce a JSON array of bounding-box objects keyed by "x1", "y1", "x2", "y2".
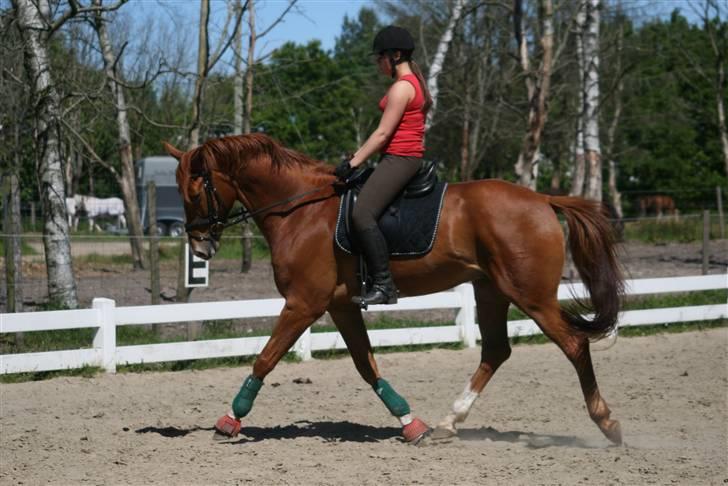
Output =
[{"x1": 352, "y1": 226, "x2": 399, "y2": 306}]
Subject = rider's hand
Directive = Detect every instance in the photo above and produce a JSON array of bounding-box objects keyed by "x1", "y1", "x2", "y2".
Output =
[{"x1": 334, "y1": 158, "x2": 354, "y2": 181}]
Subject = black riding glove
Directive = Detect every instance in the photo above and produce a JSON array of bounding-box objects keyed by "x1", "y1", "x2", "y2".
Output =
[{"x1": 335, "y1": 159, "x2": 354, "y2": 181}]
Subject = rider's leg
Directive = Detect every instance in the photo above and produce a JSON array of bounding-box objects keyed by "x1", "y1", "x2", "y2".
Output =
[{"x1": 351, "y1": 155, "x2": 421, "y2": 306}]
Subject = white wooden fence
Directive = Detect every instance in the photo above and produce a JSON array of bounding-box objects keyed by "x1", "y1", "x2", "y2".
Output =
[{"x1": 1, "y1": 274, "x2": 726, "y2": 375}]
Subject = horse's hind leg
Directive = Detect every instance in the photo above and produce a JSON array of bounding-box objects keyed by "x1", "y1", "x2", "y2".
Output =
[
  {"x1": 328, "y1": 306, "x2": 430, "y2": 443},
  {"x1": 433, "y1": 278, "x2": 511, "y2": 439},
  {"x1": 529, "y1": 303, "x2": 622, "y2": 445}
]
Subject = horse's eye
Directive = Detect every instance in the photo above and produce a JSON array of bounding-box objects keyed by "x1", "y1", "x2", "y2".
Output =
[{"x1": 191, "y1": 193, "x2": 201, "y2": 203}]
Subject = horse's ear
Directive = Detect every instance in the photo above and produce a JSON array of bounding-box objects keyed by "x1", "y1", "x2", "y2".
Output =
[{"x1": 163, "y1": 142, "x2": 184, "y2": 161}]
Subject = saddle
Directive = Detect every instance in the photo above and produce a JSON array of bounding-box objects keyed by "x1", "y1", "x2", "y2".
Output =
[{"x1": 335, "y1": 160, "x2": 448, "y2": 257}]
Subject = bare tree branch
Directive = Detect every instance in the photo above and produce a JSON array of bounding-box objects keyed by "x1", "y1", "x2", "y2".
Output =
[
  {"x1": 257, "y1": 0, "x2": 297, "y2": 38},
  {"x1": 49, "y1": 0, "x2": 128, "y2": 37}
]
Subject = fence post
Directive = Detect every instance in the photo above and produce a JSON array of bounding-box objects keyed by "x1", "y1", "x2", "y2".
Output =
[
  {"x1": 93, "y1": 298, "x2": 117, "y2": 374},
  {"x1": 293, "y1": 327, "x2": 312, "y2": 361},
  {"x1": 147, "y1": 181, "x2": 160, "y2": 306},
  {"x1": 702, "y1": 210, "x2": 710, "y2": 275},
  {"x1": 455, "y1": 284, "x2": 477, "y2": 348}
]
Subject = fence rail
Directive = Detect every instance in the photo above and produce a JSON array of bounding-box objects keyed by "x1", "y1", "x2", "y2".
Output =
[{"x1": 1, "y1": 274, "x2": 726, "y2": 375}]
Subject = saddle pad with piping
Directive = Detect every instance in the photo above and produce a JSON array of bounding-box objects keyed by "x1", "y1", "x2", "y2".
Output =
[{"x1": 335, "y1": 181, "x2": 448, "y2": 257}]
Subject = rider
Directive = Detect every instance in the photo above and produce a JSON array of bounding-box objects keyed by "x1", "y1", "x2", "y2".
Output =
[{"x1": 335, "y1": 25, "x2": 432, "y2": 306}]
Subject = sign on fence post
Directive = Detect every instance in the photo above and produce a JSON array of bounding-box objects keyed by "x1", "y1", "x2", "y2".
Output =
[{"x1": 185, "y1": 243, "x2": 209, "y2": 288}]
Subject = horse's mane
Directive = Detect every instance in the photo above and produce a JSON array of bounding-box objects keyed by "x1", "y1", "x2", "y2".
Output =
[{"x1": 188, "y1": 134, "x2": 333, "y2": 176}]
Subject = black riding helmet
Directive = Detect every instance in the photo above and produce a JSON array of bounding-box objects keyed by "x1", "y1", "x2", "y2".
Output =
[
  {"x1": 372, "y1": 25, "x2": 415, "y2": 53},
  {"x1": 372, "y1": 26, "x2": 415, "y2": 78}
]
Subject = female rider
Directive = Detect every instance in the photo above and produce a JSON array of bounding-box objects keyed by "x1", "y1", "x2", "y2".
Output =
[{"x1": 335, "y1": 25, "x2": 432, "y2": 306}]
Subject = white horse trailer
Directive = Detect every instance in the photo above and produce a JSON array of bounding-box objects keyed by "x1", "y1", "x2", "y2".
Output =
[{"x1": 136, "y1": 156, "x2": 185, "y2": 236}]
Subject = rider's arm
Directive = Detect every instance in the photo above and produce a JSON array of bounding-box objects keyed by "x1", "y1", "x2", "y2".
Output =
[{"x1": 349, "y1": 81, "x2": 414, "y2": 168}]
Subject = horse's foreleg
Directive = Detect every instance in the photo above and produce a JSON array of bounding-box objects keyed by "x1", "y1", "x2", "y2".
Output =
[
  {"x1": 214, "y1": 302, "x2": 323, "y2": 438},
  {"x1": 433, "y1": 279, "x2": 511, "y2": 439},
  {"x1": 328, "y1": 306, "x2": 430, "y2": 443}
]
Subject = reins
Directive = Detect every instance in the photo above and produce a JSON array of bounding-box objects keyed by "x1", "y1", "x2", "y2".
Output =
[{"x1": 184, "y1": 168, "x2": 336, "y2": 241}]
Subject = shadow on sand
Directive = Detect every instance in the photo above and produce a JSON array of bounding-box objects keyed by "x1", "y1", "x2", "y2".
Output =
[
  {"x1": 135, "y1": 421, "x2": 608, "y2": 449},
  {"x1": 135, "y1": 421, "x2": 401, "y2": 444}
]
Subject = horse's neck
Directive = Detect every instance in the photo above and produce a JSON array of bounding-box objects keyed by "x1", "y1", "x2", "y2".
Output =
[
  {"x1": 239, "y1": 164, "x2": 328, "y2": 211},
  {"x1": 237, "y1": 164, "x2": 337, "y2": 242}
]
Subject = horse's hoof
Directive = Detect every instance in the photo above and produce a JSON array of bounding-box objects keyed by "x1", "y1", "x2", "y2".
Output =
[
  {"x1": 603, "y1": 419, "x2": 623, "y2": 446},
  {"x1": 214, "y1": 414, "x2": 241, "y2": 440},
  {"x1": 430, "y1": 425, "x2": 457, "y2": 440},
  {"x1": 402, "y1": 417, "x2": 430, "y2": 444}
]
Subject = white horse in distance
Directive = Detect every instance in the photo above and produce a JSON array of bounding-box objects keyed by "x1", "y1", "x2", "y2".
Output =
[
  {"x1": 65, "y1": 197, "x2": 80, "y2": 231},
  {"x1": 73, "y1": 195, "x2": 126, "y2": 232}
]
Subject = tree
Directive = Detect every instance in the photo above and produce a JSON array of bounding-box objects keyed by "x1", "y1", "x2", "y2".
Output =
[
  {"x1": 695, "y1": 0, "x2": 728, "y2": 176},
  {"x1": 188, "y1": 0, "x2": 246, "y2": 149},
  {"x1": 425, "y1": 0, "x2": 466, "y2": 132},
  {"x1": 513, "y1": 0, "x2": 555, "y2": 190},
  {"x1": 12, "y1": 0, "x2": 79, "y2": 308},
  {"x1": 582, "y1": 0, "x2": 602, "y2": 202},
  {"x1": 91, "y1": 0, "x2": 147, "y2": 269}
]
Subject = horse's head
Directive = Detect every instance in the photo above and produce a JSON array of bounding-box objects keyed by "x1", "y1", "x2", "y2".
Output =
[
  {"x1": 73, "y1": 194, "x2": 86, "y2": 212},
  {"x1": 164, "y1": 142, "x2": 240, "y2": 260}
]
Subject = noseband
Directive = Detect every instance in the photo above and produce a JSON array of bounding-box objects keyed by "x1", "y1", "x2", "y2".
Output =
[{"x1": 184, "y1": 169, "x2": 335, "y2": 242}]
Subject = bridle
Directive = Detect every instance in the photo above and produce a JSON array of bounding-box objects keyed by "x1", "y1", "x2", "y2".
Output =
[{"x1": 184, "y1": 168, "x2": 335, "y2": 242}]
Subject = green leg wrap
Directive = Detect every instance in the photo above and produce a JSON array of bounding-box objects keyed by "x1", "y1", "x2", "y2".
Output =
[
  {"x1": 373, "y1": 378, "x2": 411, "y2": 417},
  {"x1": 232, "y1": 375, "x2": 263, "y2": 419}
]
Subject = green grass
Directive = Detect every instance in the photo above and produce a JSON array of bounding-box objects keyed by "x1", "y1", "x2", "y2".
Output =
[
  {"x1": 623, "y1": 215, "x2": 726, "y2": 243},
  {"x1": 0, "y1": 238, "x2": 38, "y2": 256}
]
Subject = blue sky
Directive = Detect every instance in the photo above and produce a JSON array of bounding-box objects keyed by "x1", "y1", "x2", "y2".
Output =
[{"x1": 131, "y1": 0, "x2": 374, "y2": 53}]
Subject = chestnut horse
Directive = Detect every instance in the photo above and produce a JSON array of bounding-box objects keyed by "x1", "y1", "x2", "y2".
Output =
[{"x1": 165, "y1": 134, "x2": 624, "y2": 445}]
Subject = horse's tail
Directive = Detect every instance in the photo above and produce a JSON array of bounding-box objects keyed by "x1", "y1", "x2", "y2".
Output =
[{"x1": 549, "y1": 196, "x2": 625, "y2": 338}]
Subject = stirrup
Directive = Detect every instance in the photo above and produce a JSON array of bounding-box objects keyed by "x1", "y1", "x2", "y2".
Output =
[{"x1": 352, "y1": 285, "x2": 399, "y2": 308}]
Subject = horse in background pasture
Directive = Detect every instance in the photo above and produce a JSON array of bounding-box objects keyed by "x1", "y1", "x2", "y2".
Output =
[
  {"x1": 74, "y1": 195, "x2": 126, "y2": 232},
  {"x1": 638, "y1": 194, "x2": 679, "y2": 220}
]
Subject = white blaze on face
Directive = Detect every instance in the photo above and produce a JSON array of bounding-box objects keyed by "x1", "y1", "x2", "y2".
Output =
[{"x1": 437, "y1": 382, "x2": 479, "y2": 432}]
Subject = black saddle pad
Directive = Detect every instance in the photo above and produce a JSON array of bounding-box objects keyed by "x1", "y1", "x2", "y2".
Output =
[{"x1": 335, "y1": 181, "x2": 448, "y2": 257}]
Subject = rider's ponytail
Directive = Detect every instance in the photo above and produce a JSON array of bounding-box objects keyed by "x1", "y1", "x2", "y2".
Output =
[{"x1": 408, "y1": 60, "x2": 432, "y2": 114}]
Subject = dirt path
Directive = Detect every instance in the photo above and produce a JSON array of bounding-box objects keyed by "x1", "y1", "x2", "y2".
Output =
[{"x1": 1, "y1": 328, "x2": 726, "y2": 485}]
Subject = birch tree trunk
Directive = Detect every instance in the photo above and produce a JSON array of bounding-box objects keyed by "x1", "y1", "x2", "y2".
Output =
[
  {"x1": 583, "y1": 0, "x2": 602, "y2": 202},
  {"x1": 13, "y1": 0, "x2": 78, "y2": 308},
  {"x1": 569, "y1": 2, "x2": 587, "y2": 197},
  {"x1": 717, "y1": 58, "x2": 728, "y2": 176},
  {"x1": 425, "y1": 0, "x2": 465, "y2": 132},
  {"x1": 93, "y1": 0, "x2": 147, "y2": 269},
  {"x1": 703, "y1": 2, "x2": 728, "y2": 175},
  {"x1": 513, "y1": 0, "x2": 554, "y2": 190},
  {"x1": 233, "y1": 0, "x2": 244, "y2": 134},
  {"x1": 605, "y1": 21, "x2": 625, "y2": 220},
  {"x1": 243, "y1": 0, "x2": 256, "y2": 135},
  {"x1": 188, "y1": 0, "x2": 210, "y2": 149}
]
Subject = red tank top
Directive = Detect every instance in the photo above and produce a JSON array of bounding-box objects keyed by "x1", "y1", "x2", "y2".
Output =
[{"x1": 378, "y1": 74, "x2": 425, "y2": 157}]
